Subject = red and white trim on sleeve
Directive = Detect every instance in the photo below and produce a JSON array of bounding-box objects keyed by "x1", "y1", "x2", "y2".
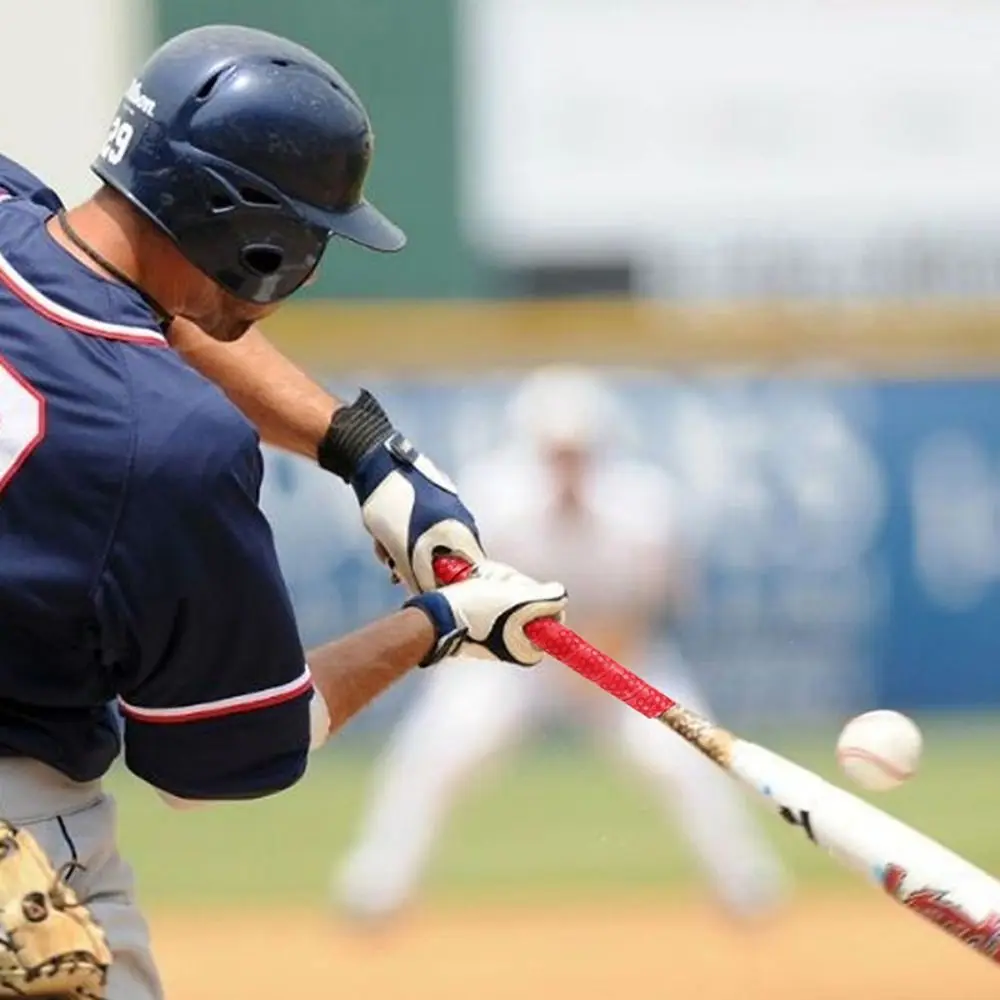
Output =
[
  {"x1": 0, "y1": 249, "x2": 167, "y2": 345},
  {"x1": 119, "y1": 665, "x2": 314, "y2": 724}
]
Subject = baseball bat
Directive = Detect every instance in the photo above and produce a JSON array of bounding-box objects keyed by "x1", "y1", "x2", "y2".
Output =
[{"x1": 434, "y1": 555, "x2": 1000, "y2": 965}]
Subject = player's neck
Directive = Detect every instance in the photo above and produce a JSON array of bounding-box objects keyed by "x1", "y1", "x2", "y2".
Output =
[
  {"x1": 46, "y1": 190, "x2": 176, "y2": 322},
  {"x1": 47, "y1": 193, "x2": 140, "y2": 282}
]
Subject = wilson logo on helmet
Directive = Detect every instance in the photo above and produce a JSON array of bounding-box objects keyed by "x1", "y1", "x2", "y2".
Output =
[{"x1": 124, "y1": 79, "x2": 157, "y2": 118}]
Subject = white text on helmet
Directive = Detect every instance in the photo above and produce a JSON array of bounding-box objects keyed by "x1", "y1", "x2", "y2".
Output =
[{"x1": 125, "y1": 79, "x2": 157, "y2": 118}]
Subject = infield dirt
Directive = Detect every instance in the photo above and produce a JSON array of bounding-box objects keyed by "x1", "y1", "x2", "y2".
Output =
[{"x1": 151, "y1": 894, "x2": 998, "y2": 999}]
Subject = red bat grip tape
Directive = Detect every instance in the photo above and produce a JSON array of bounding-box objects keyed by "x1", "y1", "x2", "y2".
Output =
[{"x1": 433, "y1": 555, "x2": 673, "y2": 719}]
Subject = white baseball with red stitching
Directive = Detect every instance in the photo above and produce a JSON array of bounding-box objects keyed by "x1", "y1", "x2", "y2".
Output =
[{"x1": 836, "y1": 710, "x2": 923, "y2": 792}]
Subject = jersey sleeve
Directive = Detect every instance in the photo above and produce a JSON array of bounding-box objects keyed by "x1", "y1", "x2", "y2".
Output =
[
  {"x1": 97, "y1": 392, "x2": 311, "y2": 801},
  {"x1": 0, "y1": 154, "x2": 63, "y2": 211}
]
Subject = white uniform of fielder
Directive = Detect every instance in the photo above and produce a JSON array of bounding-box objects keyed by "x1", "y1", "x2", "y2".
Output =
[{"x1": 335, "y1": 367, "x2": 789, "y2": 920}]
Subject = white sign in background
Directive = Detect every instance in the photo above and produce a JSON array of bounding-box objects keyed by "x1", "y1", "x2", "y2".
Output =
[
  {"x1": 0, "y1": 0, "x2": 153, "y2": 210},
  {"x1": 459, "y1": 0, "x2": 1000, "y2": 294}
]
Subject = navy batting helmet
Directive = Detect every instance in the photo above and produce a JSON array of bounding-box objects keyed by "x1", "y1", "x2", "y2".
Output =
[{"x1": 92, "y1": 24, "x2": 406, "y2": 304}]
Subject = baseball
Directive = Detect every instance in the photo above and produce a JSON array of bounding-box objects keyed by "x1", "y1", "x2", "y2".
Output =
[{"x1": 835, "y1": 710, "x2": 922, "y2": 791}]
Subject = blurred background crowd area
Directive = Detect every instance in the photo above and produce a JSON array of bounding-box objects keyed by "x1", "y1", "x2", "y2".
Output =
[{"x1": 6, "y1": 2, "x2": 1000, "y2": 997}]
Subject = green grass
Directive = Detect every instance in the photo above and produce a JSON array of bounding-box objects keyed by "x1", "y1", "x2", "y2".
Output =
[{"x1": 110, "y1": 714, "x2": 1000, "y2": 908}]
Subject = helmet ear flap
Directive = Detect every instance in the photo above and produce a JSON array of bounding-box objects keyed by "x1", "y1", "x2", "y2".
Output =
[{"x1": 178, "y1": 160, "x2": 323, "y2": 300}]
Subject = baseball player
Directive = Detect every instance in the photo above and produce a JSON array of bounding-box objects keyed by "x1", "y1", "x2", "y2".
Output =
[
  {"x1": 335, "y1": 367, "x2": 789, "y2": 922},
  {"x1": 0, "y1": 24, "x2": 568, "y2": 1000}
]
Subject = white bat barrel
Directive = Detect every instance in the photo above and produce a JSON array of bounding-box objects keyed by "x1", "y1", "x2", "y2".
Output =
[{"x1": 731, "y1": 740, "x2": 1000, "y2": 963}]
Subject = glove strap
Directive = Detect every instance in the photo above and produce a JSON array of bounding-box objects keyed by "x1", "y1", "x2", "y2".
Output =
[
  {"x1": 317, "y1": 390, "x2": 395, "y2": 482},
  {"x1": 405, "y1": 592, "x2": 468, "y2": 667}
]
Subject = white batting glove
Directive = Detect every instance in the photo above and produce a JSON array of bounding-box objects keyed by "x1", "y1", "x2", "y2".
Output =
[{"x1": 405, "y1": 560, "x2": 568, "y2": 666}]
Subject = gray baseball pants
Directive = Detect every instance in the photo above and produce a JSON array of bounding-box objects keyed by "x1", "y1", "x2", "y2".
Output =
[{"x1": 0, "y1": 757, "x2": 162, "y2": 1000}]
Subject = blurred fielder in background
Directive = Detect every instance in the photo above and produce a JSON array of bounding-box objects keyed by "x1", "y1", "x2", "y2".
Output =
[{"x1": 336, "y1": 366, "x2": 789, "y2": 923}]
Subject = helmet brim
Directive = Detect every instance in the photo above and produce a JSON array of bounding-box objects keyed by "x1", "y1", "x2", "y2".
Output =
[{"x1": 305, "y1": 199, "x2": 407, "y2": 253}]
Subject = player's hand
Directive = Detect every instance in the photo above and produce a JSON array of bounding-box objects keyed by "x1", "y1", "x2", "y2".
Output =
[
  {"x1": 404, "y1": 560, "x2": 568, "y2": 666},
  {"x1": 318, "y1": 390, "x2": 486, "y2": 592},
  {"x1": 356, "y1": 434, "x2": 485, "y2": 594}
]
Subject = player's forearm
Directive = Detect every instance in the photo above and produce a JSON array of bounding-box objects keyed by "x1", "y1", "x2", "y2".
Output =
[
  {"x1": 159, "y1": 613, "x2": 433, "y2": 811},
  {"x1": 307, "y1": 608, "x2": 435, "y2": 739},
  {"x1": 168, "y1": 318, "x2": 343, "y2": 459}
]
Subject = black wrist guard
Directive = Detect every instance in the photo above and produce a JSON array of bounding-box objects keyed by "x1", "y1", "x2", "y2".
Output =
[{"x1": 317, "y1": 390, "x2": 395, "y2": 482}]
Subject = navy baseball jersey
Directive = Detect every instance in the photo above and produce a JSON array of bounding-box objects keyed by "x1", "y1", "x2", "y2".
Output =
[{"x1": 0, "y1": 154, "x2": 311, "y2": 799}]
